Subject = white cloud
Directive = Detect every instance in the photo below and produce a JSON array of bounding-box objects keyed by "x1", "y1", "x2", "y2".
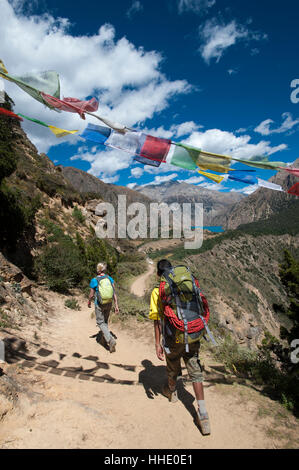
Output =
[
  {"x1": 254, "y1": 112, "x2": 299, "y2": 136},
  {"x1": 143, "y1": 120, "x2": 202, "y2": 139},
  {"x1": 173, "y1": 121, "x2": 202, "y2": 137},
  {"x1": 197, "y1": 181, "x2": 226, "y2": 191},
  {"x1": 178, "y1": 175, "x2": 205, "y2": 184},
  {"x1": 178, "y1": 0, "x2": 216, "y2": 14},
  {"x1": 142, "y1": 173, "x2": 179, "y2": 186},
  {"x1": 130, "y1": 167, "x2": 144, "y2": 178},
  {"x1": 199, "y1": 19, "x2": 266, "y2": 64},
  {"x1": 183, "y1": 128, "x2": 287, "y2": 160},
  {"x1": 0, "y1": 0, "x2": 191, "y2": 154},
  {"x1": 70, "y1": 146, "x2": 132, "y2": 181},
  {"x1": 227, "y1": 68, "x2": 238, "y2": 75},
  {"x1": 231, "y1": 184, "x2": 259, "y2": 195},
  {"x1": 127, "y1": 182, "x2": 137, "y2": 189},
  {"x1": 126, "y1": 1, "x2": 143, "y2": 19}
]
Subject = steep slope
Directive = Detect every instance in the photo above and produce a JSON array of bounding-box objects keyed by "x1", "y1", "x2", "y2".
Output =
[
  {"x1": 136, "y1": 180, "x2": 244, "y2": 226},
  {"x1": 225, "y1": 160, "x2": 299, "y2": 229}
]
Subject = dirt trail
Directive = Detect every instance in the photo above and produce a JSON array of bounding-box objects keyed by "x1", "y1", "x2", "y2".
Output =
[
  {"x1": 130, "y1": 258, "x2": 155, "y2": 297},
  {"x1": 0, "y1": 268, "x2": 298, "y2": 449}
]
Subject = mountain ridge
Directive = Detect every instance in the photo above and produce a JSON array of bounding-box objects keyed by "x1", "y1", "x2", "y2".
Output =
[{"x1": 135, "y1": 179, "x2": 245, "y2": 226}]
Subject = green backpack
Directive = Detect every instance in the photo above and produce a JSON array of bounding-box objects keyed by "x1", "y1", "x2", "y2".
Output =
[
  {"x1": 96, "y1": 275, "x2": 114, "y2": 305},
  {"x1": 159, "y1": 265, "x2": 215, "y2": 351}
]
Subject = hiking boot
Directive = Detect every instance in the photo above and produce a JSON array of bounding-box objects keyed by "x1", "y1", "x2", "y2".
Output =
[
  {"x1": 162, "y1": 384, "x2": 178, "y2": 403},
  {"x1": 109, "y1": 338, "x2": 116, "y2": 353},
  {"x1": 196, "y1": 411, "x2": 211, "y2": 436}
]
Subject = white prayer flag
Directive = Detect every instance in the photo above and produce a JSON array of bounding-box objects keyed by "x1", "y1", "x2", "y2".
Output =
[{"x1": 257, "y1": 178, "x2": 283, "y2": 192}]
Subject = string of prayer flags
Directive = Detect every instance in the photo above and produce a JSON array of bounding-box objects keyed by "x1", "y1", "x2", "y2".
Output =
[
  {"x1": 41, "y1": 93, "x2": 98, "y2": 119},
  {"x1": 81, "y1": 123, "x2": 171, "y2": 162},
  {"x1": 0, "y1": 70, "x2": 61, "y2": 110},
  {"x1": 197, "y1": 170, "x2": 226, "y2": 184},
  {"x1": 0, "y1": 107, "x2": 23, "y2": 121},
  {"x1": 287, "y1": 183, "x2": 299, "y2": 197}
]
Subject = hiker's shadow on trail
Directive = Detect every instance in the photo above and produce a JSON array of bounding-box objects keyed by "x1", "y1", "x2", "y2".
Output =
[
  {"x1": 90, "y1": 330, "x2": 118, "y2": 352},
  {"x1": 138, "y1": 360, "x2": 165, "y2": 399},
  {"x1": 139, "y1": 360, "x2": 197, "y2": 423}
]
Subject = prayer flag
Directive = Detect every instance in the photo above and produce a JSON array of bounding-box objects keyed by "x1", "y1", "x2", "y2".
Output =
[
  {"x1": 0, "y1": 60, "x2": 8, "y2": 74},
  {"x1": 106, "y1": 130, "x2": 143, "y2": 154},
  {"x1": 228, "y1": 172, "x2": 257, "y2": 185},
  {"x1": 48, "y1": 125, "x2": 78, "y2": 138},
  {"x1": 0, "y1": 70, "x2": 60, "y2": 109},
  {"x1": 80, "y1": 123, "x2": 111, "y2": 144},
  {"x1": 287, "y1": 183, "x2": 299, "y2": 197},
  {"x1": 134, "y1": 156, "x2": 162, "y2": 167},
  {"x1": 18, "y1": 113, "x2": 49, "y2": 127},
  {"x1": 279, "y1": 167, "x2": 299, "y2": 177},
  {"x1": 165, "y1": 144, "x2": 197, "y2": 170},
  {"x1": 0, "y1": 78, "x2": 5, "y2": 104},
  {"x1": 41, "y1": 93, "x2": 98, "y2": 119},
  {"x1": 257, "y1": 178, "x2": 283, "y2": 191},
  {"x1": 137, "y1": 134, "x2": 171, "y2": 162},
  {"x1": 177, "y1": 143, "x2": 232, "y2": 172},
  {"x1": 197, "y1": 170, "x2": 225, "y2": 183},
  {"x1": 0, "y1": 107, "x2": 23, "y2": 121},
  {"x1": 232, "y1": 157, "x2": 287, "y2": 170}
]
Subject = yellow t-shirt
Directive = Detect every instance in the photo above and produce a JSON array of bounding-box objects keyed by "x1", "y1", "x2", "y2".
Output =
[{"x1": 149, "y1": 287, "x2": 164, "y2": 321}]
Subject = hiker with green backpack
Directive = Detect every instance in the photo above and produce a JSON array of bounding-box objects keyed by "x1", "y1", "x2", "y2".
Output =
[
  {"x1": 149, "y1": 259, "x2": 215, "y2": 436},
  {"x1": 88, "y1": 262, "x2": 119, "y2": 353}
]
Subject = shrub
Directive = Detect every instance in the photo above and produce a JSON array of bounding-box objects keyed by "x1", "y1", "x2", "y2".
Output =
[
  {"x1": 65, "y1": 299, "x2": 81, "y2": 310},
  {"x1": 72, "y1": 206, "x2": 85, "y2": 224},
  {"x1": 35, "y1": 239, "x2": 84, "y2": 292}
]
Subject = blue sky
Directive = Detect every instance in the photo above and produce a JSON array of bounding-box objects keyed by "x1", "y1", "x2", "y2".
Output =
[{"x1": 1, "y1": 0, "x2": 299, "y2": 194}]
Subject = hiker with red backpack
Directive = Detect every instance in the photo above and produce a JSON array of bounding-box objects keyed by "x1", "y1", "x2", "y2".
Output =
[
  {"x1": 88, "y1": 262, "x2": 119, "y2": 353},
  {"x1": 149, "y1": 259, "x2": 214, "y2": 436}
]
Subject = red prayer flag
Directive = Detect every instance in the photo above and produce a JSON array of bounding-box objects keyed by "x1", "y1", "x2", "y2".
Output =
[
  {"x1": 41, "y1": 93, "x2": 98, "y2": 119},
  {"x1": 0, "y1": 107, "x2": 23, "y2": 121},
  {"x1": 288, "y1": 182, "x2": 299, "y2": 197},
  {"x1": 279, "y1": 167, "x2": 299, "y2": 177},
  {"x1": 139, "y1": 134, "x2": 171, "y2": 162}
]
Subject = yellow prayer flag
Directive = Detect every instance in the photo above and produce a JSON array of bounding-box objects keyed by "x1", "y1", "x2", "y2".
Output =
[
  {"x1": 196, "y1": 150, "x2": 232, "y2": 173},
  {"x1": 48, "y1": 125, "x2": 78, "y2": 138},
  {"x1": 198, "y1": 169, "x2": 225, "y2": 184},
  {"x1": 0, "y1": 60, "x2": 8, "y2": 74}
]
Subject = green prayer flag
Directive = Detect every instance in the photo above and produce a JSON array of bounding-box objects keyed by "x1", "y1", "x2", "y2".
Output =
[
  {"x1": 166, "y1": 143, "x2": 198, "y2": 170},
  {"x1": 18, "y1": 113, "x2": 49, "y2": 127},
  {"x1": 0, "y1": 70, "x2": 60, "y2": 109},
  {"x1": 177, "y1": 143, "x2": 232, "y2": 172},
  {"x1": 232, "y1": 157, "x2": 287, "y2": 170}
]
